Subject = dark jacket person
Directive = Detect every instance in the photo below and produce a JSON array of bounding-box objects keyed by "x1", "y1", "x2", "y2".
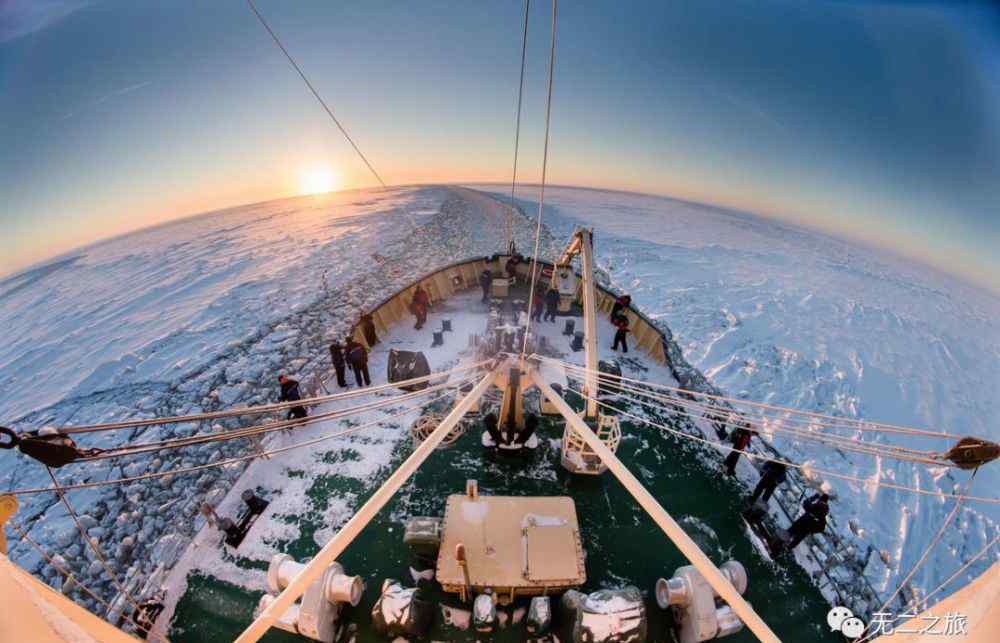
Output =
[
  {"x1": 278, "y1": 375, "x2": 307, "y2": 420},
  {"x1": 345, "y1": 338, "x2": 371, "y2": 387}
]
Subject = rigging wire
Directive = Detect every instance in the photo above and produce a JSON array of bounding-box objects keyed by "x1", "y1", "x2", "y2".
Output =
[
  {"x1": 553, "y1": 359, "x2": 947, "y2": 446},
  {"x1": 505, "y1": 0, "x2": 531, "y2": 250},
  {"x1": 539, "y1": 356, "x2": 959, "y2": 439},
  {"x1": 80, "y1": 376, "x2": 477, "y2": 462},
  {"x1": 521, "y1": 0, "x2": 558, "y2": 356},
  {"x1": 7, "y1": 390, "x2": 450, "y2": 496},
  {"x1": 898, "y1": 534, "x2": 999, "y2": 617},
  {"x1": 855, "y1": 469, "x2": 979, "y2": 643},
  {"x1": 45, "y1": 466, "x2": 150, "y2": 628},
  {"x1": 8, "y1": 520, "x2": 158, "y2": 639},
  {"x1": 245, "y1": 0, "x2": 386, "y2": 188},
  {"x1": 50, "y1": 361, "x2": 486, "y2": 435},
  {"x1": 557, "y1": 366, "x2": 948, "y2": 464},
  {"x1": 562, "y1": 386, "x2": 1000, "y2": 505}
]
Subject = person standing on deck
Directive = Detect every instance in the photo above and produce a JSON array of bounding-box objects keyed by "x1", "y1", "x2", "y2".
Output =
[
  {"x1": 785, "y1": 493, "x2": 830, "y2": 550},
  {"x1": 480, "y1": 269, "x2": 493, "y2": 302},
  {"x1": 531, "y1": 289, "x2": 543, "y2": 322},
  {"x1": 611, "y1": 294, "x2": 631, "y2": 322},
  {"x1": 329, "y1": 340, "x2": 348, "y2": 388},
  {"x1": 723, "y1": 424, "x2": 754, "y2": 475},
  {"x1": 749, "y1": 460, "x2": 787, "y2": 505},
  {"x1": 360, "y1": 313, "x2": 378, "y2": 346},
  {"x1": 411, "y1": 285, "x2": 430, "y2": 330},
  {"x1": 543, "y1": 287, "x2": 560, "y2": 322},
  {"x1": 505, "y1": 256, "x2": 520, "y2": 283},
  {"x1": 278, "y1": 375, "x2": 307, "y2": 420},
  {"x1": 345, "y1": 337, "x2": 371, "y2": 387},
  {"x1": 612, "y1": 315, "x2": 629, "y2": 352}
]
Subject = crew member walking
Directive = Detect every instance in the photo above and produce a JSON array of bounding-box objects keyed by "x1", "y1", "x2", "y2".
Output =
[
  {"x1": 543, "y1": 287, "x2": 560, "y2": 322},
  {"x1": 411, "y1": 285, "x2": 430, "y2": 330},
  {"x1": 278, "y1": 375, "x2": 307, "y2": 420},
  {"x1": 329, "y1": 340, "x2": 347, "y2": 388},
  {"x1": 786, "y1": 493, "x2": 830, "y2": 550},
  {"x1": 749, "y1": 460, "x2": 787, "y2": 505},
  {"x1": 345, "y1": 337, "x2": 371, "y2": 387},
  {"x1": 612, "y1": 315, "x2": 629, "y2": 352},
  {"x1": 723, "y1": 424, "x2": 754, "y2": 475}
]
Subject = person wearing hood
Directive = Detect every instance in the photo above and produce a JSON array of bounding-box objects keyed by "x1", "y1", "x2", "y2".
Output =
[
  {"x1": 345, "y1": 337, "x2": 371, "y2": 387},
  {"x1": 278, "y1": 375, "x2": 307, "y2": 420},
  {"x1": 329, "y1": 340, "x2": 347, "y2": 388}
]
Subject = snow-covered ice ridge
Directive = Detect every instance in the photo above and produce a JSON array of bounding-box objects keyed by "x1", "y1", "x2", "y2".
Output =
[
  {"x1": 472, "y1": 184, "x2": 1000, "y2": 608},
  {"x1": 0, "y1": 186, "x2": 555, "y2": 612}
]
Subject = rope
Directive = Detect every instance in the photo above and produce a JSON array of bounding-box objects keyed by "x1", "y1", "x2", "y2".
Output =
[
  {"x1": 245, "y1": 0, "x2": 386, "y2": 188},
  {"x1": 539, "y1": 356, "x2": 959, "y2": 439},
  {"x1": 8, "y1": 390, "x2": 450, "y2": 496},
  {"x1": 855, "y1": 468, "x2": 979, "y2": 643},
  {"x1": 506, "y1": 0, "x2": 531, "y2": 250},
  {"x1": 81, "y1": 376, "x2": 477, "y2": 462},
  {"x1": 563, "y1": 368, "x2": 949, "y2": 465},
  {"x1": 521, "y1": 0, "x2": 558, "y2": 356},
  {"x1": 562, "y1": 386, "x2": 1000, "y2": 505},
  {"x1": 53, "y1": 361, "x2": 486, "y2": 434},
  {"x1": 46, "y1": 466, "x2": 149, "y2": 624},
  {"x1": 8, "y1": 520, "x2": 158, "y2": 639},
  {"x1": 904, "y1": 534, "x2": 998, "y2": 615},
  {"x1": 554, "y1": 359, "x2": 947, "y2": 447}
]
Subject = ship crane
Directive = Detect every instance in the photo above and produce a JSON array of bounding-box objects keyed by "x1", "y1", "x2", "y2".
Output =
[{"x1": 551, "y1": 228, "x2": 622, "y2": 475}]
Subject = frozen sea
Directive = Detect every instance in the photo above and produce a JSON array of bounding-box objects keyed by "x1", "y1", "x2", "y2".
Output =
[
  {"x1": 1, "y1": 184, "x2": 997, "y2": 623},
  {"x1": 472, "y1": 183, "x2": 1000, "y2": 603}
]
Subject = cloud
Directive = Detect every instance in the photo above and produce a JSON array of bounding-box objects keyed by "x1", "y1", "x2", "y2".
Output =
[
  {"x1": 60, "y1": 80, "x2": 152, "y2": 120},
  {"x1": 0, "y1": 0, "x2": 91, "y2": 44}
]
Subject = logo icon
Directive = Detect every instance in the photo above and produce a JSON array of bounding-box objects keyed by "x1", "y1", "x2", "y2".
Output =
[{"x1": 828, "y1": 606, "x2": 866, "y2": 638}]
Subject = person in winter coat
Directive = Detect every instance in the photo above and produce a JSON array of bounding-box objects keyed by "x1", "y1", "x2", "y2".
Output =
[
  {"x1": 278, "y1": 375, "x2": 307, "y2": 420},
  {"x1": 749, "y1": 460, "x2": 787, "y2": 505},
  {"x1": 612, "y1": 315, "x2": 629, "y2": 352},
  {"x1": 360, "y1": 313, "x2": 378, "y2": 346},
  {"x1": 329, "y1": 340, "x2": 347, "y2": 388},
  {"x1": 505, "y1": 256, "x2": 520, "y2": 283},
  {"x1": 786, "y1": 493, "x2": 830, "y2": 550},
  {"x1": 543, "y1": 288, "x2": 560, "y2": 322},
  {"x1": 611, "y1": 294, "x2": 632, "y2": 322},
  {"x1": 480, "y1": 269, "x2": 493, "y2": 302},
  {"x1": 410, "y1": 285, "x2": 430, "y2": 330},
  {"x1": 345, "y1": 338, "x2": 371, "y2": 387},
  {"x1": 531, "y1": 289, "x2": 543, "y2": 322},
  {"x1": 723, "y1": 425, "x2": 754, "y2": 475}
]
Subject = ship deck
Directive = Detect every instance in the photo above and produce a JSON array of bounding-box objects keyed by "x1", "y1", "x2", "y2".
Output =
[{"x1": 156, "y1": 284, "x2": 840, "y2": 643}]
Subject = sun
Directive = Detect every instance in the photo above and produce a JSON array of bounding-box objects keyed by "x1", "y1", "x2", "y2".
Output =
[{"x1": 299, "y1": 165, "x2": 339, "y2": 195}]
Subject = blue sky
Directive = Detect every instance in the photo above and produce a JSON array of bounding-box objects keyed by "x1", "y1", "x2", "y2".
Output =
[{"x1": 1, "y1": 0, "x2": 998, "y2": 292}]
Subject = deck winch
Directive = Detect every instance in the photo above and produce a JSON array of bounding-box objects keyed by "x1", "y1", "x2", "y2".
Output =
[
  {"x1": 655, "y1": 561, "x2": 749, "y2": 642},
  {"x1": 256, "y1": 554, "x2": 363, "y2": 643}
]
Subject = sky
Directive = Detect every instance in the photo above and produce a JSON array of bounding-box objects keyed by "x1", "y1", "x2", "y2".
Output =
[{"x1": 1, "y1": 0, "x2": 998, "y2": 292}]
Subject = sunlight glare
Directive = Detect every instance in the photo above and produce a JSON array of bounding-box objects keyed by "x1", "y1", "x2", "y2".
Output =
[{"x1": 299, "y1": 165, "x2": 339, "y2": 195}]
